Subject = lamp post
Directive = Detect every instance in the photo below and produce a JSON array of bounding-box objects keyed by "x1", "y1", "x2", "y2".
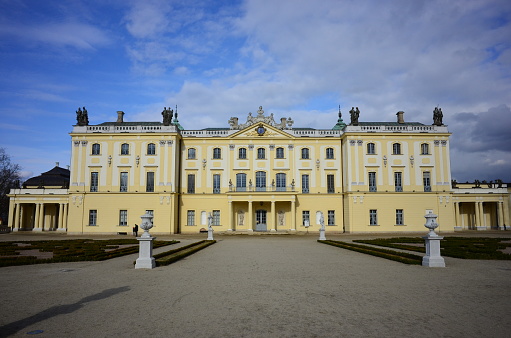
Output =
[
  {"x1": 422, "y1": 213, "x2": 445, "y2": 267},
  {"x1": 135, "y1": 212, "x2": 156, "y2": 269}
]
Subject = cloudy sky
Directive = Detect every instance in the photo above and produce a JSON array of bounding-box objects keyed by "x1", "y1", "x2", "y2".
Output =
[{"x1": 1, "y1": 0, "x2": 510, "y2": 182}]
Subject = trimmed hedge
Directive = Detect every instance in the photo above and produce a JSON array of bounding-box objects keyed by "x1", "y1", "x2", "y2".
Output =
[
  {"x1": 154, "y1": 240, "x2": 216, "y2": 266},
  {"x1": 319, "y1": 240, "x2": 423, "y2": 265},
  {"x1": 354, "y1": 237, "x2": 511, "y2": 260},
  {"x1": 0, "y1": 239, "x2": 178, "y2": 267}
]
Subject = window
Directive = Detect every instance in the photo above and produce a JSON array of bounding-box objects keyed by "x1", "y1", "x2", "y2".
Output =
[
  {"x1": 396, "y1": 209, "x2": 404, "y2": 225},
  {"x1": 212, "y1": 210, "x2": 220, "y2": 226},
  {"x1": 392, "y1": 143, "x2": 401, "y2": 155},
  {"x1": 367, "y1": 143, "x2": 375, "y2": 154},
  {"x1": 213, "y1": 174, "x2": 221, "y2": 194},
  {"x1": 369, "y1": 210, "x2": 378, "y2": 225},
  {"x1": 238, "y1": 148, "x2": 247, "y2": 159},
  {"x1": 328, "y1": 210, "x2": 335, "y2": 226},
  {"x1": 121, "y1": 143, "x2": 129, "y2": 155},
  {"x1": 187, "y1": 210, "x2": 195, "y2": 226},
  {"x1": 90, "y1": 172, "x2": 98, "y2": 192},
  {"x1": 276, "y1": 173, "x2": 286, "y2": 191},
  {"x1": 327, "y1": 174, "x2": 335, "y2": 193},
  {"x1": 89, "y1": 210, "x2": 97, "y2": 226},
  {"x1": 187, "y1": 174, "x2": 195, "y2": 194},
  {"x1": 276, "y1": 147, "x2": 284, "y2": 159},
  {"x1": 236, "y1": 173, "x2": 246, "y2": 192},
  {"x1": 120, "y1": 172, "x2": 128, "y2": 192},
  {"x1": 421, "y1": 143, "x2": 429, "y2": 155},
  {"x1": 146, "y1": 172, "x2": 155, "y2": 192},
  {"x1": 302, "y1": 211, "x2": 310, "y2": 226},
  {"x1": 423, "y1": 171, "x2": 431, "y2": 192},
  {"x1": 394, "y1": 172, "x2": 403, "y2": 192},
  {"x1": 147, "y1": 143, "x2": 156, "y2": 155},
  {"x1": 326, "y1": 148, "x2": 334, "y2": 159},
  {"x1": 188, "y1": 148, "x2": 196, "y2": 159},
  {"x1": 301, "y1": 148, "x2": 310, "y2": 159},
  {"x1": 256, "y1": 171, "x2": 266, "y2": 191},
  {"x1": 92, "y1": 143, "x2": 100, "y2": 155},
  {"x1": 368, "y1": 172, "x2": 376, "y2": 192},
  {"x1": 302, "y1": 174, "x2": 309, "y2": 193},
  {"x1": 119, "y1": 210, "x2": 128, "y2": 226},
  {"x1": 213, "y1": 147, "x2": 221, "y2": 159},
  {"x1": 257, "y1": 148, "x2": 266, "y2": 159}
]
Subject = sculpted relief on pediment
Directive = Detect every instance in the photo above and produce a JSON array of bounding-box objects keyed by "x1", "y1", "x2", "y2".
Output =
[{"x1": 228, "y1": 106, "x2": 294, "y2": 130}]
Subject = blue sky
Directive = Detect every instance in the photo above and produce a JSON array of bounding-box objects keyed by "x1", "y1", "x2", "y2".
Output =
[{"x1": 1, "y1": 0, "x2": 510, "y2": 182}]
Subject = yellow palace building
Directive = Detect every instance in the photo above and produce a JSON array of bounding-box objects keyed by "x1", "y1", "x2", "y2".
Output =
[{"x1": 8, "y1": 106, "x2": 511, "y2": 234}]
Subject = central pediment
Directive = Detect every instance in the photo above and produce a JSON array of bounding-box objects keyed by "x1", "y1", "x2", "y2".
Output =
[{"x1": 228, "y1": 122, "x2": 294, "y2": 139}]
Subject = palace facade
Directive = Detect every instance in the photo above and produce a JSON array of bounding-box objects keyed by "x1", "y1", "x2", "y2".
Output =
[{"x1": 8, "y1": 106, "x2": 511, "y2": 234}]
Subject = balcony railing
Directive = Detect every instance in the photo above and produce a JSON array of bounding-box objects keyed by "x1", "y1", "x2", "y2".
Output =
[
  {"x1": 230, "y1": 186, "x2": 296, "y2": 193},
  {"x1": 424, "y1": 186, "x2": 432, "y2": 192},
  {"x1": 395, "y1": 186, "x2": 403, "y2": 192}
]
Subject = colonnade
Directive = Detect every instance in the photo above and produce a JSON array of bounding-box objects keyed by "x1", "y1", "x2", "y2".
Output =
[
  {"x1": 10, "y1": 202, "x2": 69, "y2": 232},
  {"x1": 454, "y1": 200, "x2": 508, "y2": 230}
]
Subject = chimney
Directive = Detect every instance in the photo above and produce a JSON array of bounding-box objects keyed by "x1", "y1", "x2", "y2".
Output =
[
  {"x1": 56, "y1": 162, "x2": 59, "y2": 167},
  {"x1": 396, "y1": 111, "x2": 405, "y2": 124},
  {"x1": 117, "y1": 111, "x2": 125, "y2": 123}
]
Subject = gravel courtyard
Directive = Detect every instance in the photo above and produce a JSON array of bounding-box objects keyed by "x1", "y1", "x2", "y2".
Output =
[{"x1": 0, "y1": 233, "x2": 510, "y2": 337}]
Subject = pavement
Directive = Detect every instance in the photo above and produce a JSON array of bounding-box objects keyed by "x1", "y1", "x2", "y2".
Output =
[{"x1": 0, "y1": 232, "x2": 510, "y2": 337}]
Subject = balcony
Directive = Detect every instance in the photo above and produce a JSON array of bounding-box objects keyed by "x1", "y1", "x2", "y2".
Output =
[{"x1": 230, "y1": 186, "x2": 296, "y2": 193}]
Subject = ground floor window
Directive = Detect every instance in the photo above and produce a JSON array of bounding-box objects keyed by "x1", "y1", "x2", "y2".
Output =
[
  {"x1": 396, "y1": 209, "x2": 404, "y2": 225},
  {"x1": 187, "y1": 210, "x2": 195, "y2": 226},
  {"x1": 119, "y1": 210, "x2": 128, "y2": 226},
  {"x1": 89, "y1": 210, "x2": 97, "y2": 226},
  {"x1": 212, "y1": 210, "x2": 220, "y2": 226},
  {"x1": 328, "y1": 210, "x2": 335, "y2": 226},
  {"x1": 302, "y1": 211, "x2": 310, "y2": 226},
  {"x1": 369, "y1": 209, "x2": 378, "y2": 226}
]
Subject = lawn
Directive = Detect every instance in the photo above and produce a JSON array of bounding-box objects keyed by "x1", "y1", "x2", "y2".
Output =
[{"x1": 0, "y1": 239, "x2": 178, "y2": 267}]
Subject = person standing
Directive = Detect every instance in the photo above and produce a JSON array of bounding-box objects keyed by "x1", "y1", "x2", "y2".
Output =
[{"x1": 133, "y1": 224, "x2": 139, "y2": 237}]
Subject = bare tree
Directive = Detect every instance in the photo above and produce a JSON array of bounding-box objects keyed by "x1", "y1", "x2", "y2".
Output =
[{"x1": 0, "y1": 148, "x2": 22, "y2": 225}]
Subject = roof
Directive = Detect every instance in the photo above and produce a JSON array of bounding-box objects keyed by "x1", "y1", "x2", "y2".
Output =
[
  {"x1": 23, "y1": 166, "x2": 70, "y2": 188},
  {"x1": 96, "y1": 122, "x2": 163, "y2": 126},
  {"x1": 357, "y1": 122, "x2": 426, "y2": 126}
]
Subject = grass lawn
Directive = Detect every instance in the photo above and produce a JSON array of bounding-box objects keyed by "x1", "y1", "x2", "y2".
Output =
[{"x1": 0, "y1": 239, "x2": 178, "y2": 267}]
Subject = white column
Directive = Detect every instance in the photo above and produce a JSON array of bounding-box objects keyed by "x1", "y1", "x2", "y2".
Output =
[
  {"x1": 454, "y1": 202, "x2": 461, "y2": 230},
  {"x1": 228, "y1": 201, "x2": 233, "y2": 231},
  {"x1": 248, "y1": 201, "x2": 253, "y2": 232},
  {"x1": 13, "y1": 203, "x2": 20, "y2": 231},
  {"x1": 33, "y1": 204, "x2": 42, "y2": 232},
  {"x1": 291, "y1": 200, "x2": 296, "y2": 231},
  {"x1": 270, "y1": 201, "x2": 276, "y2": 232},
  {"x1": 498, "y1": 202, "x2": 504, "y2": 230}
]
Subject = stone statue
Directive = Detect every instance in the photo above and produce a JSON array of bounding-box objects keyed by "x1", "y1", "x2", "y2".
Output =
[
  {"x1": 228, "y1": 117, "x2": 239, "y2": 129},
  {"x1": 350, "y1": 107, "x2": 360, "y2": 125},
  {"x1": 161, "y1": 107, "x2": 174, "y2": 126},
  {"x1": 238, "y1": 210, "x2": 245, "y2": 226},
  {"x1": 257, "y1": 106, "x2": 264, "y2": 116},
  {"x1": 278, "y1": 210, "x2": 285, "y2": 226},
  {"x1": 433, "y1": 107, "x2": 443, "y2": 126},
  {"x1": 76, "y1": 106, "x2": 89, "y2": 126}
]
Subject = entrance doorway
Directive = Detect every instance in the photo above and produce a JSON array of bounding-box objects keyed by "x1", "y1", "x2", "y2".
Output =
[{"x1": 255, "y1": 210, "x2": 267, "y2": 231}]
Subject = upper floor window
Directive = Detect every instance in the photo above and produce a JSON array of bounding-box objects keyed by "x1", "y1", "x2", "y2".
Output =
[
  {"x1": 147, "y1": 143, "x2": 156, "y2": 155},
  {"x1": 326, "y1": 148, "x2": 334, "y2": 159},
  {"x1": 238, "y1": 148, "x2": 247, "y2": 159},
  {"x1": 394, "y1": 172, "x2": 403, "y2": 192},
  {"x1": 301, "y1": 148, "x2": 310, "y2": 159},
  {"x1": 276, "y1": 147, "x2": 284, "y2": 159},
  {"x1": 367, "y1": 143, "x2": 375, "y2": 155},
  {"x1": 90, "y1": 172, "x2": 98, "y2": 192},
  {"x1": 255, "y1": 171, "x2": 266, "y2": 191},
  {"x1": 120, "y1": 172, "x2": 128, "y2": 192},
  {"x1": 92, "y1": 143, "x2": 100, "y2": 155},
  {"x1": 187, "y1": 174, "x2": 195, "y2": 194},
  {"x1": 276, "y1": 173, "x2": 286, "y2": 191},
  {"x1": 257, "y1": 148, "x2": 266, "y2": 159},
  {"x1": 421, "y1": 143, "x2": 429, "y2": 155},
  {"x1": 392, "y1": 143, "x2": 401, "y2": 155},
  {"x1": 146, "y1": 172, "x2": 155, "y2": 192},
  {"x1": 236, "y1": 173, "x2": 247, "y2": 192},
  {"x1": 121, "y1": 143, "x2": 130, "y2": 155},
  {"x1": 213, "y1": 147, "x2": 221, "y2": 159},
  {"x1": 188, "y1": 148, "x2": 196, "y2": 159},
  {"x1": 213, "y1": 174, "x2": 221, "y2": 194},
  {"x1": 327, "y1": 174, "x2": 335, "y2": 193}
]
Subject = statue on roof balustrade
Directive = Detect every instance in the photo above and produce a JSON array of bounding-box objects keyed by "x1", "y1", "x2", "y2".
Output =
[
  {"x1": 162, "y1": 107, "x2": 173, "y2": 126},
  {"x1": 433, "y1": 107, "x2": 443, "y2": 126},
  {"x1": 349, "y1": 107, "x2": 360, "y2": 125},
  {"x1": 76, "y1": 107, "x2": 89, "y2": 126}
]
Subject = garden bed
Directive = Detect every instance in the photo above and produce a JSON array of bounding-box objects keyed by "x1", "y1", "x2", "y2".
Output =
[{"x1": 153, "y1": 240, "x2": 216, "y2": 267}]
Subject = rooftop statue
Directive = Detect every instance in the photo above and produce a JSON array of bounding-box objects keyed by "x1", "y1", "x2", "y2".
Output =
[
  {"x1": 433, "y1": 107, "x2": 443, "y2": 126},
  {"x1": 228, "y1": 106, "x2": 293, "y2": 130},
  {"x1": 161, "y1": 107, "x2": 174, "y2": 126},
  {"x1": 76, "y1": 106, "x2": 89, "y2": 126},
  {"x1": 349, "y1": 107, "x2": 360, "y2": 125}
]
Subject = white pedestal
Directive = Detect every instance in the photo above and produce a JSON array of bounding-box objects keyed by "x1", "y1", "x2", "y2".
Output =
[
  {"x1": 135, "y1": 236, "x2": 156, "y2": 269},
  {"x1": 422, "y1": 234, "x2": 445, "y2": 267},
  {"x1": 207, "y1": 229, "x2": 214, "y2": 241},
  {"x1": 57, "y1": 228, "x2": 67, "y2": 233},
  {"x1": 319, "y1": 228, "x2": 326, "y2": 240}
]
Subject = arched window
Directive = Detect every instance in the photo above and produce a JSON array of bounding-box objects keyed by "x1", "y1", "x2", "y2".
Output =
[
  {"x1": 147, "y1": 143, "x2": 156, "y2": 155},
  {"x1": 276, "y1": 147, "x2": 284, "y2": 159},
  {"x1": 326, "y1": 148, "x2": 334, "y2": 159},
  {"x1": 213, "y1": 147, "x2": 221, "y2": 159},
  {"x1": 392, "y1": 143, "x2": 401, "y2": 155},
  {"x1": 421, "y1": 143, "x2": 429, "y2": 155},
  {"x1": 301, "y1": 148, "x2": 310, "y2": 159},
  {"x1": 238, "y1": 148, "x2": 247, "y2": 159},
  {"x1": 255, "y1": 171, "x2": 266, "y2": 191},
  {"x1": 276, "y1": 173, "x2": 286, "y2": 191},
  {"x1": 367, "y1": 143, "x2": 375, "y2": 155},
  {"x1": 91, "y1": 143, "x2": 100, "y2": 155},
  {"x1": 257, "y1": 148, "x2": 266, "y2": 159},
  {"x1": 188, "y1": 148, "x2": 196, "y2": 159},
  {"x1": 121, "y1": 143, "x2": 129, "y2": 155},
  {"x1": 236, "y1": 173, "x2": 246, "y2": 192}
]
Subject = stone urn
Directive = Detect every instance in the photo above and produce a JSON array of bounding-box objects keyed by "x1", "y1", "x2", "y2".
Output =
[
  {"x1": 140, "y1": 212, "x2": 154, "y2": 238},
  {"x1": 424, "y1": 213, "x2": 439, "y2": 236}
]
